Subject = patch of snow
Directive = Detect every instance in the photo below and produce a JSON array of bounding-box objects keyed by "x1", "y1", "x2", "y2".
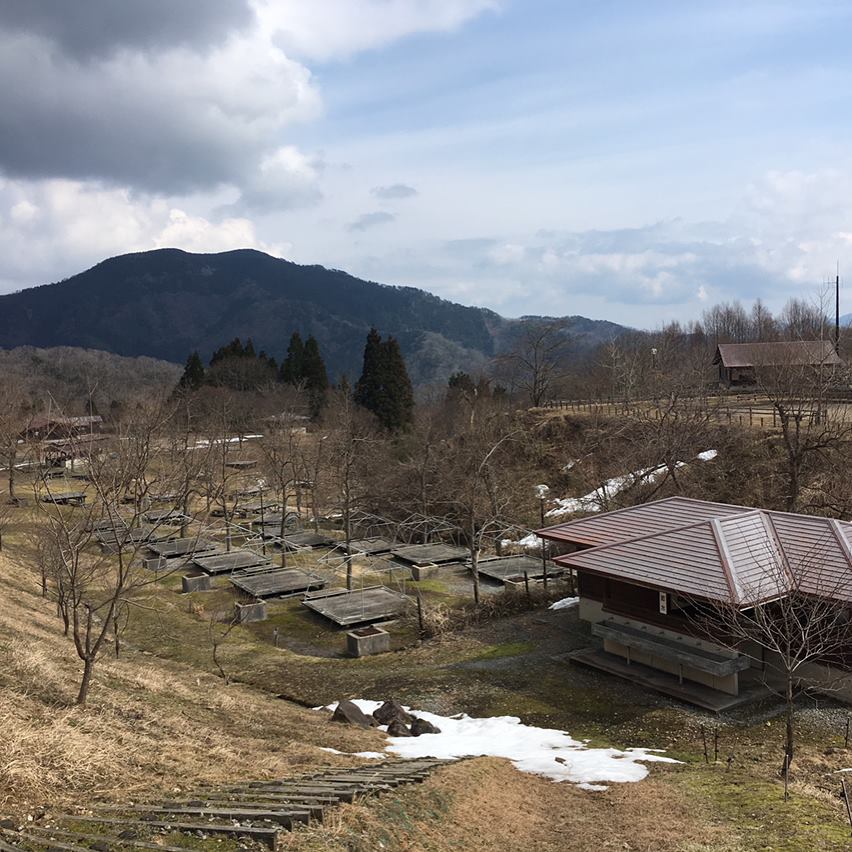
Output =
[
  {"x1": 319, "y1": 746, "x2": 383, "y2": 759},
  {"x1": 697, "y1": 449, "x2": 718, "y2": 462},
  {"x1": 320, "y1": 700, "x2": 677, "y2": 789},
  {"x1": 548, "y1": 597, "x2": 579, "y2": 611},
  {"x1": 546, "y1": 464, "x2": 674, "y2": 518}
]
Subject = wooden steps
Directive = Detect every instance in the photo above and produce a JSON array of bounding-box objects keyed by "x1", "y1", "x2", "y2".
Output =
[{"x1": 2, "y1": 758, "x2": 456, "y2": 851}]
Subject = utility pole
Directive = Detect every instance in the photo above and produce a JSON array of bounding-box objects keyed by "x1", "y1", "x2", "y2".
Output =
[{"x1": 836, "y1": 263, "x2": 841, "y2": 356}]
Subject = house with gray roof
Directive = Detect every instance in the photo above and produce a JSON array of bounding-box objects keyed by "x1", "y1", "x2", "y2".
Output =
[{"x1": 712, "y1": 340, "x2": 842, "y2": 386}]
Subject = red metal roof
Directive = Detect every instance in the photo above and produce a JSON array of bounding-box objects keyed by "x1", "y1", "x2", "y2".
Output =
[
  {"x1": 538, "y1": 496, "x2": 753, "y2": 548},
  {"x1": 548, "y1": 498, "x2": 852, "y2": 606}
]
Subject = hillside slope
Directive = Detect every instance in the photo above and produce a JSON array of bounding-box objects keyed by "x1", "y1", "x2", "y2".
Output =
[
  {"x1": 0, "y1": 249, "x2": 624, "y2": 384},
  {"x1": 0, "y1": 550, "x2": 383, "y2": 816}
]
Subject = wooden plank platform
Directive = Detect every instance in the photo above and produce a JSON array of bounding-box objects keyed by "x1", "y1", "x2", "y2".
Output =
[
  {"x1": 341, "y1": 537, "x2": 397, "y2": 555},
  {"x1": 234, "y1": 499, "x2": 282, "y2": 516},
  {"x1": 566, "y1": 647, "x2": 773, "y2": 712},
  {"x1": 301, "y1": 585, "x2": 409, "y2": 626},
  {"x1": 41, "y1": 491, "x2": 86, "y2": 506},
  {"x1": 391, "y1": 543, "x2": 467, "y2": 566},
  {"x1": 476, "y1": 555, "x2": 564, "y2": 584},
  {"x1": 147, "y1": 538, "x2": 218, "y2": 558},
  {"x1": 230, "y1": 567, "x2": 325, "y2": 598},
  {"x1": 192, "y1": 549, "x2": 269, "y2": 575},
  {"x1": 144, "y1": 509, "x2": 186, "y2": 524},
  {"x1": 276, "y1": 530, "x2": 336, "y2": 550},
  {"x1": 96, "y1": 525, "x2": 172, "y2": 546}
]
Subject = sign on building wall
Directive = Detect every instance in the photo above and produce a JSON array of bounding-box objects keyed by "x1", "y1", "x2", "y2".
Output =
[{"x1": 659, "y1": 592, "x2": 668, "y2": 614}]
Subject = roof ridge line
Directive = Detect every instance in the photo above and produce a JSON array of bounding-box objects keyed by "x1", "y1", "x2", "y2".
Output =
[
  {"x1": 537, "y1": 496, "x2": 754, "y2": 537},
  {"x1": 710, "y1": 518, "x2": 740, "y2": 605},
  {"x1": 551, "y1": 511, "x2": 748, "y2": 556},
  {"x1": 757, "y1": 513, "x2": 794, "y2": 589},
  {"x1": 829, "y1": 518, "x2": 852, "y2": 566}
]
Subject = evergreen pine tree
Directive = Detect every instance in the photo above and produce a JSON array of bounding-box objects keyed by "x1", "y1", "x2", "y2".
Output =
[
  {"x1": 178, "y1": 351, "x2": 205, "y2": 390},
  {"x1": 302, "y1": 335, "x2": 329, "y2": 418},
  {"x1": 379, "y1": 335, "x2": 414, "y2": 431},
  {"x1": 279, "y1": 332, "x2": 305, "y2": 384},
  {"x1": 354, "y1": 329, "x2": 414, "y2": 431},
  {"x1": 354, "y1": 328, "x2": 383, "y2": 413}
]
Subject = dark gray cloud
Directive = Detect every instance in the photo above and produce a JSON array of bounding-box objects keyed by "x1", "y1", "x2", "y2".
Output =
[
  {"x1": 371, "y1": 183, "x2": 418, "y2": 200},
  {"x1": 0, "y1": 1, "x2": 254, "y2": 58},
  {"x1": 348, "y1": 211, "x2": 395, "y2": 232},
  {"x1": 0, "y1": 9, "x2": 321, "y2": 203}
]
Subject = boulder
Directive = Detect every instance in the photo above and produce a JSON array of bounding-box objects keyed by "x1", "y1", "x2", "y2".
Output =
[
  {"x1": 387, "y1": 719, "x2": 413, "y2": 737},
  {"x1": 331, "y1": 699, "x2": 378, "y2": 728},
  {"x1": 410, "y1": 716, "x2": 442, "y2": 736},
  {"x1": 372, "y1": 699, "x2": 413, "y2": 726}
]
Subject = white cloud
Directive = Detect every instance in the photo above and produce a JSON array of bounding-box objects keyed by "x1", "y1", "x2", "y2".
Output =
[
  {"x1": 266, "y1": 0, "x2": 500, "y2": 61},
  {"x1": 0, "y1": 179, "x2": 285, "y2": 292}
]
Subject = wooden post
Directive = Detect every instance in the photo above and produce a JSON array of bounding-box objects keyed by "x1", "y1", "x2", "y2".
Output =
[
  {"x1": 702, "y1": 728, "x2": 709, "y2": 764},
  {"x1": 417, "y1": 593, "x2": 424, "y2": 637},
  {"x1": 845, "y1": 717, "x2": 850, "y2": 748},
  {"x1": 523, "y1": 570, "x2": 531, "y2": 602},
  {"x1": 714, "y1": 729, "x2": 719, "y2": 764},
  {"x1": 749, "y1": 407, "x2": 753, "y2": 426},
  {"x1": 843, "y1": 777, "x2": 852, "y2": 835}
]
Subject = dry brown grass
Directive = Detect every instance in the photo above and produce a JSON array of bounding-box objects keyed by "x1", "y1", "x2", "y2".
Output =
[
  {"x1": 282, "y1": 757, "x2": 735, "y2": 852},
  {"x1": 0, "y1": 551, "x2": 385, "y2": 817}
]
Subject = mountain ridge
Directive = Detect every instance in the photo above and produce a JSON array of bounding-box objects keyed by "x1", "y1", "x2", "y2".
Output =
[{"x1": 0, "y1": 248, "x2": 625, "y2": 385}]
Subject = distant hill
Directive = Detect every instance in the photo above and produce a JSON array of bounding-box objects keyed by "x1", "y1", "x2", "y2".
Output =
[
  {"x1": 0, "y1": 346, "x2": 181, "y2": 411},
  {"x1": 0, "y1": 249, "x2": 625, "y2": 385},
  {"x1": 842, "y1": 313, "x2": 852, "y2": 327}
]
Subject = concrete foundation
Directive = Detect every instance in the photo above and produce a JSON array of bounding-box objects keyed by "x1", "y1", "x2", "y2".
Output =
[
  {"x1": 181, "y1": 573, "x2": 213, "y2": 593},
  {"x1": 143, "y1": 556, "x2": 168, "y2": 571},
  {"x1": 235, "y1": 600, "x2": 267, "y2": 623},
  {"x1": 346, "y1": 625, "x2": 391, "y2": 657},
  {"x1": 410, "y1": 562, "x2": 440, "y2": 581}
]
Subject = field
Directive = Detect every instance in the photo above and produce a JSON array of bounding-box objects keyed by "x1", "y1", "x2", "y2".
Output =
[{"x1": 2, "y1": 416, "x2": 852, "y2": 851}]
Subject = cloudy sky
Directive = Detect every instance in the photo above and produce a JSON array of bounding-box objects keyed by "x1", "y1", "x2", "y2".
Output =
[{"x1": 2, "y1": 0, "x2": 852, "y2": 327}]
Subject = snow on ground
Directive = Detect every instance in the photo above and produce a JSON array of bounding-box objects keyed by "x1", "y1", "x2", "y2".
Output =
[
  {"x1": 544, "y1": 448, "x2": 719, "y2": 519},
  {"x1": 502, "y1": 449, "x2": 719, "y2": 550},
  {"x1": 320, "y1": 700, "x2": 677, "y2": 790},
  {"x1": 548, "y1": 596, "x2": 579, "y2": 610}
]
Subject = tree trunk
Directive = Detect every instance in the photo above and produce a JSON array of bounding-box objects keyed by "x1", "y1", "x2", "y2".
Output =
[
  {"x1": 470, "y1": 538, "x2": 480, "y2": 607},
  {"x1": 76, "y1": 655, "x2": 95, "y2": 706},
  {"x1": 7, "y1": 445, "x2": 15, "y2": 502},
  {"x1": 783, "y1": 673, "x2": 795, "y2": 793}
]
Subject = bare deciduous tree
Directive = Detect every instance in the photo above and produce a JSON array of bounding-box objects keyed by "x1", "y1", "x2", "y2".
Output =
[
  {"x1": 692, "y1": 541, "x2": 852, "y2": 799},
  {"x1": 496, "y1": 320, "x2": 571, "y2": 407}
]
